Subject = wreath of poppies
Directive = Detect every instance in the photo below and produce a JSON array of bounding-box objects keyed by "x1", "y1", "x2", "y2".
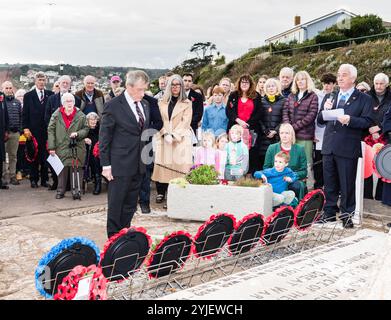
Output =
[
  {"x1": 93, "y1": 141, "x2": 100, "y2": 158},
  {"x1": 192, "y1": 213, "x2": 236, "y2": 259},
  {"x1": 146, "y1": 231, "x2": 193, "y2": 279},
  {"x1": 228, "y1": 213, "x2": 265, "y2": 256},
  {"x1": 35, "y1": 237, "x2": 100, "y2": 299},
  {"x1": 25, "y1": 135, "x2": 39, "y2": 163},
  {"x1": 54, "y1": 264, "x2": 108, "y2": 300},
  {"x1": 294, "y1": 189, "x2": 325, "y2": 231},
  {"x1": 99, "y1": 226, "x2": 152, "y2": 280},
  {"x1": 261, "y1": 206, "x2": 295, "y2": 246}
]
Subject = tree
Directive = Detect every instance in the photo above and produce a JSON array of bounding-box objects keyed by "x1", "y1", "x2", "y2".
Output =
[
  {"x1": 345, "y1": 14, "x2": 387, "y2": 42},
  {"x1": 190, "y1": 42, "x2": 217, "y2": 59}
]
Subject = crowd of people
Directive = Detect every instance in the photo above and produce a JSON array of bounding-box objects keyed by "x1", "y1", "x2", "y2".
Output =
[{"x1": 1, "y1": 63, "x2": 390, "y2": 238}]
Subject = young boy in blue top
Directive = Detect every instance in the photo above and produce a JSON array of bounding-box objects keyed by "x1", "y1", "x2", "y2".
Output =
[{"x1": 254, "y1": 151, "x2": 297, "y2": 207}]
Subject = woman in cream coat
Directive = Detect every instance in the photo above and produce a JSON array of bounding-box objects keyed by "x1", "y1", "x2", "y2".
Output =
[{"x1": 152, "y1": 74, "x2": 193, "y2": 205}]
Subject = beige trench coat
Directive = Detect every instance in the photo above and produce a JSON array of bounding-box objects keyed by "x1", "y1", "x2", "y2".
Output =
[{"x1": 151, "y1": 99, "x2": 193, "y2": 183}]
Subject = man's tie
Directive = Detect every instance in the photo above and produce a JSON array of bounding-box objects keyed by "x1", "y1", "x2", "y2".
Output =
[
  {"x1": 337, "y1": 93, "x2": 347, "y2": 109},
  {"x1": 40, "y1": 90, "x2": 44, "y2": 103},
  {"x1": 134, "y1": 101, "x2": 144, "y2": 130}
]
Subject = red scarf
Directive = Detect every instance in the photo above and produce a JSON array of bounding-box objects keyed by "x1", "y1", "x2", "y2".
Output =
[{"x1": 60, "y1": 107, "x2": 77, "y2": 129}]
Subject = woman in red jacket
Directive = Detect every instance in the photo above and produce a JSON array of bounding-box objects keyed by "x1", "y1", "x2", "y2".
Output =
[
  {"x1": 226, "y1": 74, "x2": 263, "y2": 174},
  {"x1": 282, "y1": 71, "x2": 318, "y2": 172}
]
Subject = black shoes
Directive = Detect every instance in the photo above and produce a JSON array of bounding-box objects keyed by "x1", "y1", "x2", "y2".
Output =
[
  {"x1": 341, "y1": 217, "x2": 354, "y2": 229},
  {"x1": 140, "y1": 203, "x2": 151, "y2": 214},
  {"x1": 10, "y1": 178, "x2": 20, "y2": 185},
  {"x1": 31, "y1": 181, "x2": 38, "y2": 188},
  {"x1": 0, "y1": 185, "x2": 9, "y2": 190},
  {"x1": 41, "y1": 181, "x2": 49, "y2": 188},
  {"x1": 55, "y1": 193, "x2": 64, "y2": 199},
  {"x1": 93, "y1": 175, "x2": 102, "y2": 195}
]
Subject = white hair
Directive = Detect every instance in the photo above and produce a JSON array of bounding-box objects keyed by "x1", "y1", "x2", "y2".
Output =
[
  {"x1": 83, "y1": 75, "x2": 96, "y2": 84},
  {"x1": 374, "y1": 73, "x2": 389, "y2": 85},
  {"x1": 61, "y1": 92, "x2": 75, "y2": 105},
  {"x1": 86, "y1": 112, "x2": 99, "y2": 121},
  {"x1": 125, "y1": 70, "x2": 150, "y2": 86},
  {"x1": 1, "y1": 81, "x2": 13, "y2": 90},
  {"x1": 279, "y1": 67, "x2": 294, "y2": 78},
  {"x1": 339, "y1": 64, "x2": 357, "y2": 80},
  {"x1": 58, "y1": 75, "x2": 71, "y2": 83}
]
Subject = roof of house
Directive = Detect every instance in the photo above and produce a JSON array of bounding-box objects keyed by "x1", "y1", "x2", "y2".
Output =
[
  {"x1": 265, "y1": 9, "x2": 357, "y2": 42},
  {"x1": 383, "y1": 21, "x2": 391, "y2": 28}
]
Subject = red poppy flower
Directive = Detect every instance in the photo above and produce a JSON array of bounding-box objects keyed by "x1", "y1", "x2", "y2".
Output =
[
  {"x1": 191, "y1": 97, "x2": 195, "y2": 102},
  {"x1": 294, "y1": 102, "x2": 299, "y2": 107},
  {"x1": 0, "y1": 95, "x2": 3, "y2": 102}
]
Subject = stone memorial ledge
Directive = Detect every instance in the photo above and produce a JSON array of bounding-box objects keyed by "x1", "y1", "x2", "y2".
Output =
[
  {"x1": 160, "y1": 229, "x2": 391, "y2": 300},
  {"x1": 167, "y1": 184, "x2": 273, "y2": 222}
]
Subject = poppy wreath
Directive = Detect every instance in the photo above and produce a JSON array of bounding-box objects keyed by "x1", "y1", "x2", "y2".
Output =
[
  {"x1": 99, "y1": 226, "x2": 152, "y2": 282},
  {"x1": 35, "y1": 237, "x2": 100, "y2": 299},
  {"x1": 293, "y1": 189, "x2": 325, "y2": 231},
  {"x1": 146, "y1": 231, "x2": 193, "y2": 279},
  {"x1": 53, "y1": 264, "x2": 108, "y2": 300},
  {"x1": 372, "y1": 144, "x2": 391, "y2": 183},
  {"x1": 25, "y1": 135, "x2": 39, "y2": 163},
  {"x1": 93, "y1": 141, "x2": 100, "y2": 158},
  {"x1": 191, "y1": 213, "x2": 237, "y2": 259},
  {"x1": 227, "y1": 212, "x2": 265, "y2": 255},
  {"x1": 261, "y1": 206, "x2": 294, "y2": 245}
]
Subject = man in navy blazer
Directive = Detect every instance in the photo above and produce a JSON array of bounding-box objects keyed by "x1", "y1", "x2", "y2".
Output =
[
  {"x1": 99, "y1": 70, "x2": 151, "y2": 238},
  {"x1": 317, "y1": 64, "x2": 373, "y2": 228},
  {"x1": 22, "y1": 72, "x2": 54, "y2": 188}
]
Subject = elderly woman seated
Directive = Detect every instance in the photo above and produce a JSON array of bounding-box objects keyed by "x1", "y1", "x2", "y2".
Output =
[
  {"x1": 263, "y1": 123, "x2": 308, "y2": 200},
  {"x1": 48, "y1": 93, "x2": 89, "y2": 199}
]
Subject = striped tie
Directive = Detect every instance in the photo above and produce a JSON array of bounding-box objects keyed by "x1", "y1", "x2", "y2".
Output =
[{"x1": 134, "y1": 101, "x2": 144, "y2": 130}]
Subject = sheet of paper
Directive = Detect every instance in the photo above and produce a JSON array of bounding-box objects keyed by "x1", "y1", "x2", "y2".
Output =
[
  {"x1": 47, "y1": 154, "x2": 64, "y2": 176},
  {"x1": 322, "y1": 108, "x2": 344, "y2": 121},
  {"x1": 72, "y1": 276, "x2": 92, "y2": 300}
]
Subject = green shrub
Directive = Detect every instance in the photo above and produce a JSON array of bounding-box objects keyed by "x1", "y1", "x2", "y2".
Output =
[{"x1": 186, "y1": 165, "x2": 219, "y2": 185}]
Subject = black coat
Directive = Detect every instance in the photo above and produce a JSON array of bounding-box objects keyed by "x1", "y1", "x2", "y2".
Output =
[
  {"x1": 318, "y1": 88, "x2": 373, "y2": 159},
  {"x1": 368, "y1": 87, "x2": 391, "y2": 132},
  {"x1": 257, "y1": 95, "x2": 285, "y2": 155},
  {"x1": 187, "y1": 89, "x2": 203, "y2": 133},
  {"x1": 226, "y1": 91, "x2": 263, "y2": 132},
  {"x1": 22, "y1": 89, "x2": 54, "y2": 142},
  {"x1": 45, "y1": 92, "x2": 81, "y2": 127},
  {"x1": 142, "y1": 94, "x2": 163, "y2": 131},
  {"x1": 99, "y1": 93, "x2": 150, "y2": 177},
  {"x1": 382, "y1": 104, "x2": 391, "y2": 138},
  {"x1": 0, "y1": 92, "x2": 9, "y2": 162}
]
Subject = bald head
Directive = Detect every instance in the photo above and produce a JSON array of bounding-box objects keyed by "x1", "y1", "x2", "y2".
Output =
[{"x1": 2, "y1": 81, "x2": 14, "y2": 96}]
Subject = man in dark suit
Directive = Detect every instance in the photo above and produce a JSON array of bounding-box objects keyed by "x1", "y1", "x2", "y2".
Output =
[
  {"x1": 317, "y1": 64, "x2": 373, "y2": 228},
  {"x1": 99, "y1": 70, "x2": 151, "y2": 238},
  {"x1": 183, "y1": 73, "x2": 203, "y2": 135},
  {"x1": 0, "y1": 91, "x2": 9, "y2": 189},
  {"x1": 22, "y1": 72, "x2": 54, "y2": 188}
]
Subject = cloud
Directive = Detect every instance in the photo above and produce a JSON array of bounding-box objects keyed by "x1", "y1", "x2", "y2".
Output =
[{"x1": 0, "y1": 0, "x2": 390, "y2": 68}]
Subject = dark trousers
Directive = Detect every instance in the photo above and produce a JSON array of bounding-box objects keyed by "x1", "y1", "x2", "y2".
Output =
[
  {"x1": 323, "y1": 154, "x2": 358, "y2": 219},
  {"x1": 58, "y1": 166, "x2": 81, "y2": 195},
  {"x1": 364, "y1": 176, "x2": 383, "y2": 200},
  {"x1": 16, "y1": 143, "x2": 29, "y2": 174},
  {"x1": 0, "y1": 157, "x2": 3, "y2": 186},
  {"x1": 107, "y1": 174, "x2": 142, "y2": 238},
  {"x1": 29, "y1": 140, "x2": 48, "y2": 184},
  {"x1": 313, "y1": 149, "x2": 324, "y2": 189},
  {"x1": 156, "y1": 181, "x2": 168, "y2": 197},
  {"x1": 139, "y1": 164, "x2": 153, "y2": 205}
]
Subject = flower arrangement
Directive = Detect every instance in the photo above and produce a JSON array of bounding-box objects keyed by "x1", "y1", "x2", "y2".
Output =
[
  {"x1": 54, "y1": 264, "x2": 108, "y2": 300},
  {"x1": 169, "y1": 177, "x2": 189, "y2": 188},
  {"x1": 185, "y1": 164, "x2": 219, "y2": 185}
]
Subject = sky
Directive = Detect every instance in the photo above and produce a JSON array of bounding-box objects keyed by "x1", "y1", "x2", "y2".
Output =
[{"x1": 0, "y1": 0, "x2": 390, "y2": 69}]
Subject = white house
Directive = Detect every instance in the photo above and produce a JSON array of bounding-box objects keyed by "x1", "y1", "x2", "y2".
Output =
[{"x1": 265, "y1": 9, "x2": 357, "y2": 45}]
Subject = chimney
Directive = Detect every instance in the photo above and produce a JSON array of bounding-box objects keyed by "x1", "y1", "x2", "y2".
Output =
[{"x1": 294, "y1": 15, "x2": 301, "y2": 26}]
